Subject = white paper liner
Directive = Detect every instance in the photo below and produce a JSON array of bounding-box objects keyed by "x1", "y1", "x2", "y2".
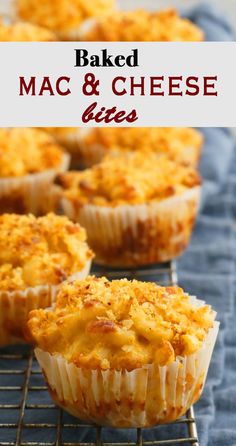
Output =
[
  {"x1": 0, "y1": 259, "x2": 91, "y2": 346},
  {"x1": 0, "y1": 153, "x2": 70, "y2": 215},
  {"x1": 51, "y1": 129, "x2": 105, "y2": 168},
  {"x1": 35, "y1": 298, "x2": 219, "y2": 428},
  {"x1": 61, "y1": 186, "x2": 201, "y2": 266}
]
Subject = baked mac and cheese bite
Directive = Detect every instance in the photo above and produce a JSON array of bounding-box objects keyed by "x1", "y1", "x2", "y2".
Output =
[
  {"x1": 0, "y1": 213, "x2": 93, "y2": 346},
  {"x1": 28, "y1": 276, "x2": 219, "y2": 427},
  {"x1": 0, "y1": 128, "x2": 70, "y2": 214},
  {"x1": 77, "y1": 127, "x2": 203, "y2": 167},
  {"x1": 56, "y1": 152, "x2": 201, "y2": 266},
  {"x1": 79, "y1": 8, "x2": 204, "y2": 42},
  {"x1": 16, "y1": 0, "x2": 116, "y2": 40}
]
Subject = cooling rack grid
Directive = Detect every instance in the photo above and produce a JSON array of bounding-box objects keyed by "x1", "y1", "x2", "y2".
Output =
[{"x1": 0, "y1": 261, "x2": 199, "y2": 446}]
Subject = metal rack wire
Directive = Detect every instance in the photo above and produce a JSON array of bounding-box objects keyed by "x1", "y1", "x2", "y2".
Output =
[{"x1": 0, "y1": 262, "x2": 200, "y2": 446}]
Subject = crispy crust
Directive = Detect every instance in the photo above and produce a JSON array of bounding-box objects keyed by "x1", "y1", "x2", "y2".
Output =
[
  {"x1": 16, "y1": 0, "x2": 116, "y2": 37},
  {"x1": 0, "y1": 261, "x2": 92, "y2": 346},
  {"x1": 0, "y1": 128, "x2": 65, "y2": 177},
  {"x1": 79, "y1": 8, "x2": 204, "y2": 42},
  {"x1": 28, "y1": 275, "x2": 215, "y2": 369},
  {"x1": 0, "y1": 213, "x2": 93, "y2": 291},
  {"x1": 77, "y1": 127, "x2": 203, "y2": 168},
  {"x1": 57, "y1": 152, "x2": 201, "y2": 207}
]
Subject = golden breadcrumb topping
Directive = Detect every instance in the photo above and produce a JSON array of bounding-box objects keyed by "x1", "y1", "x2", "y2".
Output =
[
  {"x1": 0, "y1": 20, "x2": 56, "y2": 41},
  {"x1": 16, "y1": 0, "x2": 115, "y2": 34},
  {"x1": 56, "y1": 152, "x2": 201, "y2": 206},
  {"x1": 80, "y1": 8, "x2": 204, "y2": 41},
  {"x1": 45, "y1": 128, "x2": 79, "y2": 137},
  {"x1": 0, "y1": 128, "x2": 65, "y2": 177},
  {"x1": 0, "y1": 213, "x2": 93, "y2": 291},
  {"x1": 81, "y1": 127, "x2": 203, "y2": 165},
  {"x1": 28, "y1": 276, "x2": 215, "y2": 369}
]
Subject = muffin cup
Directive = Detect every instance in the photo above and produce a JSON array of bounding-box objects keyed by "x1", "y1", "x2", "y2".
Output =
[
  {"x1": 52, "y1": 130, "x2": 86, "y2": 168},
  {"x1": 0, "y1": 153, "x2": 70, "y2": 215},
  {"x1": 52, "y1": 129, "x2": 105, "y2": 168},
  {"x1": 72, "y1": 128, "x2": 108, "y2": 167},
  {"x1": 0, "y1": 259, "x2": 91, "y2": 347},
  {"x1": 35, "y1": 298, "x2": 219, "y2": 428},
  {"x1": 61, "y1": 186, "x2": 201, "y2": 267}
]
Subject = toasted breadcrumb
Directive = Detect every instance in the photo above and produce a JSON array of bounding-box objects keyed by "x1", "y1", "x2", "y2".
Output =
[
  {"x1": 0, "y1": 213, "x2": 93, "y2": 290},
  {"x1": 56, "y1": 152, "x2": 201, "y2": 207},
  {"x1": 80, "y1": 8, "x2": 204, "y2": 42},
  {"x1": 16, "y1": 0, "x2": 115, "y2": 35},
  {"x1": 80, "y1": 127, "x2": 203, "y2": 166},
  {"x1": 28, "y1": 276, "x2": 215, "y2": 369},
  {"x1": 0, "y1": 128, "x2": 65, "y2": 177}
]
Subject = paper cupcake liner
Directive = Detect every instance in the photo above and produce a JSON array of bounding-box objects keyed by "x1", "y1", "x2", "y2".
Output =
[
  {"x1": 0, "y1": 153, "x2": 70, "y2": 215},
  {"x1": 61, "y1": 186, "x2": 201, "y2": 266},
  {"x1": 0, "y1": 259, "x2": 91, "y2": 347},
  {"x1": 52, "y1": 130, "x2": 87, "y2": 168},
  {"x1": 35, "y1": 299, "x2": 219, "y2": 427},
  {"x1": 51, "y1": 129, "x2": 104, "y2": 168}
]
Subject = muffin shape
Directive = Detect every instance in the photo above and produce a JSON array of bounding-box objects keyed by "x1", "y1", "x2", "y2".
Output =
[
  {"x1": 0, "y1": 213, "x2": 93, "y2": 345},
  {"x1": 77, "y1": 127, "x2": 203, "y2": 168},
  {"x1": 15, "y1": 0, "x2": 116, "y2": 40},
  {"x1": 79, "y1": 8, "x2": 204, "y2": 41},
  {"x1": 57, "y1": 153, "x2": 201, "y2": 266},
  {"x1": 28, "y1": 276, "x2": 219, "y2": 427},
  {"x1": 0, "y1": 128, "x2": 70, "y2": 215},
  {"x1": 0, "y1": 19, "x2": 57, "y2": 41}
]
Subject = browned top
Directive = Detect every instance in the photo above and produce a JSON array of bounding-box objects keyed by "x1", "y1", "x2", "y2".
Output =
[
  {"x1": 57, "y1": 152, "x2": 201, "y2": 207},
  {"x1": 0, "y1": 213, "x2": 93, "y2": 290},
  {"x1": 28, "y1": 276, "x2": 215, "y2": 370},
  {"x1": 16, "y1": 0, "x2": 116, "y2": 34},
  {"x1": 0, "y1": 128, "x2": 65, "y2": 177},
  {"x1": 80, "y1": 8, "x2": 204, "y2": 41}
]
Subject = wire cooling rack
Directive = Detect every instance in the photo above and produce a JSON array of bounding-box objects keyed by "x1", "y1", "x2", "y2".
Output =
[{"x1": 0, "y1": 261, "x2": 200, "y2": 446}]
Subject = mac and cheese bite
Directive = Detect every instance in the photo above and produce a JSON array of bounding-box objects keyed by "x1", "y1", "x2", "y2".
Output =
[{"x1": 28, "y1": 276, "x2": 215, "y2": 370}]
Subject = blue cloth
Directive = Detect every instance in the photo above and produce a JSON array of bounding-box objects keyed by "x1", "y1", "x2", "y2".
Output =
[
  {"x1": 178, "y1": 130, "x2": 236, "y2": 446},
  {"x1": 184, "y1": 2, "x2": 236, "y2": 41},
  {"x1": 0, "y1": 3, "x2": 236, "y2": 446}
]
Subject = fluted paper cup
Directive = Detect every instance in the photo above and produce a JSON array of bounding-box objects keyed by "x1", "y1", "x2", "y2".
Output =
[
  {"x1": 0, "y1": 259, "x2": 91, "y2": 347},
  {"x1": 35, "y1": 301, "x2": 218, "y2": 427},
  {"x1": 50, "y1": 129, "x2": 105, "y2": 168},
  {"x1": 61, "y1": 186, "x2": 201, "y2": 266},
  {"x1": 0, "y1": 153, "x2": 70, "y2": 215}
]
